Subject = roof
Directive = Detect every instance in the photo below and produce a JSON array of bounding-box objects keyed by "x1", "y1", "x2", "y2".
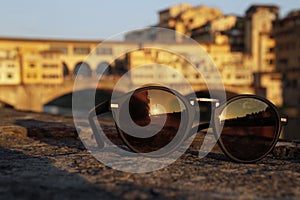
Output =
[
  {"x1": 0, "y1": 36, "x2": 139, "y2": 45},
  {"x1": 246, "y1": 4, "x2": 279, "y2": 15}
]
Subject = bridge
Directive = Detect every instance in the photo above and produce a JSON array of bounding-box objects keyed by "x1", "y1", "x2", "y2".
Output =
[
  {"x1": 0, "y1": 37, "x2": 258, "y2": 112},
  {"x1": 0, "y1": 75, "x2": 254, "y2": 112}
]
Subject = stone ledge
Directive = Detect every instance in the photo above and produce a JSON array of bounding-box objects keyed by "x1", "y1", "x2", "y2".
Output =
[
  {"x1": 0, "y1": 107, "x2": 299, "y2": 200},
  {"x1": 0, "y1": 125, "x2": 28, "y2": 137}
]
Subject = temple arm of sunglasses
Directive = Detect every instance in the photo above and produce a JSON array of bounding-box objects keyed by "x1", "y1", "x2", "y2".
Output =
[
  {"x1": 280, "y1": 114, "x2": 288, "y2": 126},
  {"x1": 88, "y1": 100, "x2": 111, "y2": 149}
]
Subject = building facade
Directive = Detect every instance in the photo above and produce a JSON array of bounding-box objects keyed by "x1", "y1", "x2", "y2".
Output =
[
  {"x1": 0, "y1": 49, "x2": 21, "y2": 85},
  {"x1": 125, "y1": 4, "x2": 283, "y2": 105},
  {"x1": 244, "y1": 5, "x2": 279, "y2": 72},
  {"x1": 244, "y1": 5, "x2": 282, "y2": 106},
  {"x1": 0, "y1": 38, "x2": 140, "y2": 85},
  {"x1": 1, "y1": 4, "x2": 295, "y2": 108},
  {"x1": 273, "y1": 10, "x2": 300, "y2": 108},
  {"x1": 158, "y1": 4, "x2": 223, "y2": 42}
]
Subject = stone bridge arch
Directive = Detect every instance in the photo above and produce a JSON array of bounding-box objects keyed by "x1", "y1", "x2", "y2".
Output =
[
  {"x1": 41, "y1": 77, "x2": 121, "y2": 107},
  {"x1": 62, "y1": 62, "x2": 70, "y2": 77},
  {"x1": 96, "y1": 61, "x2": 112, "y2": 75},
  {"x1": 73, "y1": 62, "x2": 92, "y2": 77},
  {"x1": 0, "y1": 98, "x2": 14, "y2": 108},
  {"x1": 42, "y1": 85, "x2": 77, "y2": 105}
]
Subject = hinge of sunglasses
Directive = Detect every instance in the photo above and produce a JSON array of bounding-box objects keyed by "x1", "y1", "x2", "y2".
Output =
[
  {"x1": 190, "y1": 98, "x2": 220, "y2": 107},
  {"x1": 280, "y1": 115, "x2": 288, "y2": 125}
]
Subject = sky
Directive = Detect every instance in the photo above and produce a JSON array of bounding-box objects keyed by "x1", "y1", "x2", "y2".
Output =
[{"x1": 0, "y1": 0, "x2": 299, "y2": 40}]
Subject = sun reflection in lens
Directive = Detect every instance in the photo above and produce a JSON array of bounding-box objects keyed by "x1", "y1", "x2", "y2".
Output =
[
  {"x1": 150, "y1": 104, "x2": 165, "y2": 116},
  {"x1": 152, "y1": 108, "x2": 159, "y2": 115}
]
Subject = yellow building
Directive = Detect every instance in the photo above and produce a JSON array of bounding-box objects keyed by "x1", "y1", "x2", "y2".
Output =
[
  {"x1": 192, "y1": 15, "x2": 237, "y2": 44},
  {"x1": 244, "y1": 5, "x2": 282, "y2": 106},
  {"x1": 159, "y1": 3, "x2": 193, "y2": 29},
  {"x1": 22, "y1": 48, "x2": 43, "y2": 84},
  {"x1": 158, "y1": 4, "x2": 223, "y2": 41},
  {"x1": 204, "y1": 43, "x2": 253, "y2": 87},
  {"x1": 127, "y1": 47, "x2": 199, "y2": 86},
  {"x1": 0, "y1": 38, "x2": 67, "y2": 85},
  {"x1": 245, "y1": 5, "x2": 279, "y2": 72},
  {"x1": 40, "y1": 50, "x2": 64, "y2": 84},
  {"x1": 126, "y1": 43, "x2": 253, "y2": 94},
  {"x1": 0, "y1": 49, "x2": 21, "y2": 85},
  {"x1": 0, "y1": 38, "x2": 141, "y2": 85},
  {"x1": 260, "y1": 73, "x2": 283, "y2": 106},
  {"x1": 18, "y1": 48, "x2": 64, "y2": 84}
]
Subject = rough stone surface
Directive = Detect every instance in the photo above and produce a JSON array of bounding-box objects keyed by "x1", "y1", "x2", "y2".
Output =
[
  {"x1": 0, "y1": 125, "x2": 28, "y2": 137},
  {"x1": 0, "y1": 107, "x2": 299, "y2": 200}
]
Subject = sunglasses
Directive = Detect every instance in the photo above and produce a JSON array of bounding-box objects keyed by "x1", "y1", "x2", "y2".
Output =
[{"x1": 88, "y1": 85, "x2": 288, "y2": 163}]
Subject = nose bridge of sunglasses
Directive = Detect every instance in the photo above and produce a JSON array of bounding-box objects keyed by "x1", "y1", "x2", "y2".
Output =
[
  {"x1": 189, "y1": 98, "x2": 220, "y2": 107},
  {"x1": 110, "y1": 103, "x2": 119, "y2": 109}
]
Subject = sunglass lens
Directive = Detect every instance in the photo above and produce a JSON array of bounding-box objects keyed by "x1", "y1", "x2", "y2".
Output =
[
  {"x1": 117, "y1": 89, "x2": 187, "y2": 154},
  {"x1": 219, "y1": 97, "x2": 279, "y2": 162}
]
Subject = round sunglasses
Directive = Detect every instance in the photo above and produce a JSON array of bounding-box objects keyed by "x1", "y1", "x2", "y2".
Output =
[{"x1": 88, "y1": 85, "x2": 288, "y2": 163}]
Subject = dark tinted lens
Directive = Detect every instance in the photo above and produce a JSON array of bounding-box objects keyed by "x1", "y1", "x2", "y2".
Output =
[
  {"x1": 219, "y1": 97, "x2": 279, "y2": 161},
  {"x1": 118, "y1": 89, "x2": 187, "y2": 154}
]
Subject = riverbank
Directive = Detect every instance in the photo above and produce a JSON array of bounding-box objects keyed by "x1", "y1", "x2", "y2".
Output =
[{"x1": 0, "y1": 107, "x2": 299, "y2": 199}]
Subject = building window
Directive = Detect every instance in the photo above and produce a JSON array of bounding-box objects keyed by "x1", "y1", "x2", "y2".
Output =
[
  {"x1": 41, "y1": 52, "x2": 59, "y2": 59},
  {"x1": 292, "y1": 79, "x2": 297, "y2": 89},
  {"x1": 29, "y1": 63, "x2": 36, "y2": 68},
  {"x1": 50, "y1": 45, "x2": 68, "y2": 54},
  {"x1": 267, "y1": 59, "x2": 274, "y2": 65},
  {"x1": 26, "y1": 73, "x2": 37, "y2": 78},
  {"x1": 236, "y1": 75, "x2": 245, "y2": 79},
  {"x1": 42, "y1": 74, "x2": 59, "y2": 79},
  {"x1": 42, "y1": 64, "x2": 58, "y2": 68},
  {"x1": 268, "y1": 47, "x2": 274, "y2": 53},
  {"x1": 7, "y1": 73, "x2": 13, "y2": 79},
  {"x1": 279, "y1": 58, "x2": 288, "y2": 65},
  {"x1": 73, "y1": 47, "x2": 90, "y2": 55},
  {"x1": 96, "y1": 47, "x2": 113, "y2": 55}
]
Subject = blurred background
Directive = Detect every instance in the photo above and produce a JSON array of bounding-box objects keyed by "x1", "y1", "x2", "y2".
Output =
[{"x1": 0, "y1": 0, "x2": 299, "y2": 140}]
